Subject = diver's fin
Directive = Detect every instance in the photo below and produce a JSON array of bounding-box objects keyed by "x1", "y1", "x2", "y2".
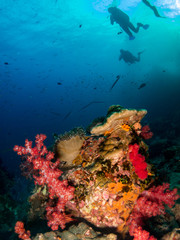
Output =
[
  {"x1": 129, "y1": 36, "x2": 135, "y2": 40},
  {"x1": 138, "y1": 50, "x2": 145, "y2": 55},
  {"x1": 143, "y1": 24, "x2": 149, "y2": 30}
]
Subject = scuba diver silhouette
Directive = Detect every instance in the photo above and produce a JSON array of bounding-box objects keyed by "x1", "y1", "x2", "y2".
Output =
[
  {"x1": 108, "y1": 7, "x2": 149, "y2": 40},
  {"x1": 119, "y1": 49, "x2": 144, "y2": 65},
  {"x1": 142, "y1": 0, "x2": 165, "y2": 18}
]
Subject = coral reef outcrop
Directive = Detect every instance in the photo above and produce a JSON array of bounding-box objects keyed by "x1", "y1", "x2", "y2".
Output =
[{"x1": 13, "y1": 105, "x2": 179, "y2": 240}]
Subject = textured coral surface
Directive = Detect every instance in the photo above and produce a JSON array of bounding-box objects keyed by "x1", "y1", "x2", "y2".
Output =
[{"x1": 13, "y1": 106, "x2": 179, "y2": 240}]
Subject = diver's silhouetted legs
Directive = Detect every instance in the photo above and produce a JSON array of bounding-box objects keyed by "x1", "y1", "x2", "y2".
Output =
[
  {"x1": 120, "y1": 22, "x2": 149, "y2": 40},
  {"x1": 128, "y1": 22, "x2": 146, "y2": 33},
  {"x1": 136, "y1": 53, "x2": 141, "y2": 62},
  {"x1": 142, "y1": 0, "x2": 165, "y2": 18},
  {"x1": 136, "y1": 51, "x2": 144, "y2": 62},
  {"x1": 121, "y1": 25, "x2": 134, "y2": 39}
]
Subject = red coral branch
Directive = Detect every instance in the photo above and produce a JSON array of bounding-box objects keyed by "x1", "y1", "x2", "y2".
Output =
[
  {"x1": 128, "y1": 144, "x2": 148, "y2": 180},
  {"x1": 15, "y1": 221, "x2": 31, "y2": 240}
]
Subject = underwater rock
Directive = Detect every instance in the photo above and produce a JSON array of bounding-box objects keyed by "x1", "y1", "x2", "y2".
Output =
[
  {"x1": 59, "y1": 222, "x2": 117, "y2": 240},
  {"x1": 33, "y1": 232, "x2": 58, "y2": 240},
  {"x1": 172, "y1": 204, "x2": 180, "y2": 224},
  {"x1": 28, "y1": 187, "x2": 49, "y2": 221},
  {"x1": 161, "y1": 228, "x2": 180, "y2": 240},
  {"x1": 61, "y1": 105, "x2": 153, "y2": 232},
  {"x1": 32, "y1": 222, "x2": 117, "y2": 240}
]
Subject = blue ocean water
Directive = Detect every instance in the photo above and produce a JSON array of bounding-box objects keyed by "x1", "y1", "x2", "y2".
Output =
[{"x1": 0, "y1": 0, "x2": 180, "y2": 173}]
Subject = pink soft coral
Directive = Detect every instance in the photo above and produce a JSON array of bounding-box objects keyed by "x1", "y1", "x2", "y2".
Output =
[
  {"x1": 14, "y1": 221, "x2": 31, "y2": 240},
  {"x1": 133, "y1": 226, "x2": 156, "y2": 240},
  {"x1": 14, "y1": 134, "x2": 75, "y2": 230},
  {"x1": 141, "y1": 125, "x2": 153, "y2": 140},
  {"x1": 127, "y1": 183, "x2": 179, "y2": 239}
]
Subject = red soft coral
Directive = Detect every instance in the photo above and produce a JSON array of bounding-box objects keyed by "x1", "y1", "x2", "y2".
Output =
[
  {"x1": 15, "y1": 221, "x2": 31, "y2": 240},
  {"x1": 128, "y1": 144, "x2": 148, "y2": 180},
  {"x1": 14, "y1": 134, "x2": 75, "y2": 230},
  {"x1": 133, "y1": 226, "x2": 156, "y2": 240},
  {"x1": 127, "y1": 183, "x2": 179, "y2": 239},
  {"x1": 141, "y1": 125, "x2": 153, "y2": 140},
  {"x1": 46, "y1": 200, "x2": 73, "y2": 230}
]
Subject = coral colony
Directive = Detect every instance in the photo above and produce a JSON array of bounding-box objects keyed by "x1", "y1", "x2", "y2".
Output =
[{"x1": 14, "y1": 105, "x2": 179, "y2": 240}]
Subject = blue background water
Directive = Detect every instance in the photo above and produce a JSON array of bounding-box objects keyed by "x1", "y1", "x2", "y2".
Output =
[{"x1": 0, "y1": 0, "x2": 180, "y2": 172}]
